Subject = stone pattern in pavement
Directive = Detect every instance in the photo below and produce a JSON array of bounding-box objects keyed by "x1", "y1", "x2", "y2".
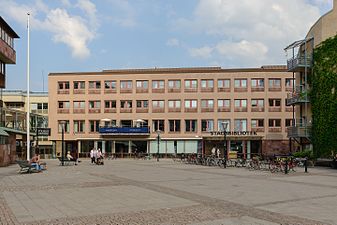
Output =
[{"x1": 0, "y1": 159, "x2": 336, "y2": 225}]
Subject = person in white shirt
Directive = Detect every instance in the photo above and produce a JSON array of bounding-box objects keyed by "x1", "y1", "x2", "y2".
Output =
[
  {"x1": 216, "y1": 148, "x2": 220, "y2": 158},
  {"x1": 90, "y1": 148, "x2": 95, "y2": 164},
  {"x1": 67, "y1": 151, "x2": 78, "y2": 165},
  {"x1": 211, "y1": 146, "x2": 216, "y2": 156}
]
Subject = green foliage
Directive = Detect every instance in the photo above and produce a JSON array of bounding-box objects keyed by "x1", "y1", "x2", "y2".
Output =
[
  {"x1": 309, "y1": 35, "x2": 337, "y2": 158},
  {"x1": 292, "y1": 150, "x2": 314, "y2": 160}
]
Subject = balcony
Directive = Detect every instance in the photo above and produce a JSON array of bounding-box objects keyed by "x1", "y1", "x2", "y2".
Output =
[
  {"x1": 286, "y1": 86, "x2": 310, "y2": 106},
  {"x1": 234, "y1": 107, "x2": 247, "y2": 112},
  {"x1": 168, "y1": 88, "x2": 181, "y2": 93},
  {"x1": 251, "y1": 87, "x2": 264, "y2": 92},
  {"x1": 73, "y1": 109, "x2": 85, "y2": 114},
  {"x1": 88, "y1": 89, "x2": 101, "y2": 94},
  {"x1": 152, "y1": 88, "x2": 165, "y2": 93},
  {"x1": 217, "y1": 87, "x2": 230, "y2": 92},
  {"x1": 184, "y1": 88, "x2": 197, "y2": 93},
  {"x1": 251, "y1": 107, "x2": 264, "y2": 112},
  {"x1": 0, "y1": 38, "x2": 16, "y2": 64},
  {"x1": 57, "y1": 109, "x2": 69, "y2": 114},
  {"x1": 287, "y1": 125, "x2": 311, "y2": 139},
  {"x1": 268, "y1": 107, "x2": 281, "y2": 112},
  {"x1": 268, "y1": 127, "x2": 282, "y2": 132},
  {"x1": 287, "y1": 55, "x2": 312, "y2": 72},
  {"x1": 99, "y1": 126, "x2": 150, "y2": 136},
  {"x1": 185, "y1": 108, "x2": 198, "y2": 113},
  {"x1": 120, "y1": 88, "x2": 132, "y2": 94},
  {"x1": 168, "y1": 108, "x2": 181, "y2": 113},
  {"x1": 136, "y1": 88, "x2": 149, "y2": 93},
  {"x1": 104, "y1": 108, "x2": 117, "y2": 113},
  {"x1": 136, "y1": 108, "x2": 149, "y2": 113},
  {"x1": 120, "y1": 108, "x2": 132, "y2": 113},
  {"x1": 73, "y1": 89, "x2": 85, "y2": 94},
  {"x1": 201, "y1": 87, "x2": 214, "y2": 92},
  {"x1": 152, "y1": 108, "x2": 165, "y2": 113},
  {"x1": 104, "y1": 89, "x2": 117, "y2": 94},
  {"x1": 201, "y1": 107, "x2": 214, "y2": 112},
  {"x1": 217, "y1": 107, "x2": 230, "y2": 112},
  {"x1": 252, "y1": 127, "x2": 265, "y2": 132},
  {"x1": 57, "y1": 89, "x2": 69, "y2": 94},
  {"x1": 234, "y1": 87, "x2": 247, "y2": 92},
  {"x1": 88, "y1": 108, "x2": 101, "y2": 113}
]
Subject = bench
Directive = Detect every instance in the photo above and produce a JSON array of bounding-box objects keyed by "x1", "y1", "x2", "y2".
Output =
[
  {"x1": 16, "y1": 160, "x2": 38, "y2": 173},
  {"x1": 57, "y1": 157, "x2": 76, "y2": 166}
]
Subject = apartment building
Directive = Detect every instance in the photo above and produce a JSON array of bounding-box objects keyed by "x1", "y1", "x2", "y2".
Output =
[
  {"x1": 49, "y1": 66, "x2": 294, "y2": 158},
  {"x1": 0, "y1": 17, "x2": 19, "y2": 166},
  {"x1": 2, "y1": 90, "x2": 51, "y2": 159},
  {"x1": 285, "y1": 0, "x2": 337, "y2": 152}
]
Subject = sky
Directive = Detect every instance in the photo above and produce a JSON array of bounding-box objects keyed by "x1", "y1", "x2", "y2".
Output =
[{"x1": 0, "y1": 0, "x2": 334, "y2": 91}]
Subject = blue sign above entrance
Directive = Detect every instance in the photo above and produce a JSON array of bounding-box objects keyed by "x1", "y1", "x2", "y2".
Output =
[{"x1": 99, "y1": 127, "x2": 150, "y2": 135}]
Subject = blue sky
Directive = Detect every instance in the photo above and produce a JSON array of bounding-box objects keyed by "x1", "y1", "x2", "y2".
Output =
[{"x1": 0, "y1": 0, "x2": 333, "y2": 91}]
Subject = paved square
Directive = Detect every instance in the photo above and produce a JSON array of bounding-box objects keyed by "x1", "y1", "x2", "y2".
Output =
[{"x1": 0, "y1": 159, "x2": 336, "y2": 224}]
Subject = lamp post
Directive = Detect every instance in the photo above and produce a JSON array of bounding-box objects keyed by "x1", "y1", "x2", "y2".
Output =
[
  {"x1": 156, "y1": 129, "x2": 161, "y2": 162},
  {"x1": 222, "y1": 122, "x2": 229, "y2": 168},
  {"x1": 60, "y1": 121, "x2": 66, "y2": 166}
]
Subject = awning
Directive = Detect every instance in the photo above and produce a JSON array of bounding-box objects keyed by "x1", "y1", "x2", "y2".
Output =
[{"x1": 0, "y1": 128, "x2": 9, "y2": 137}]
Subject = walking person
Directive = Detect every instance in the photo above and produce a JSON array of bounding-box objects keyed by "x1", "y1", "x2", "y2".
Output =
[{"x1": 90, "y1": 148, "x2": 95, "y2": 164}]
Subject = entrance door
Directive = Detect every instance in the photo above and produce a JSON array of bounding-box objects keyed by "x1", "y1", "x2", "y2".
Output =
[{"x1": 230, "y1": 140, "x2": 243, "y2": 158}]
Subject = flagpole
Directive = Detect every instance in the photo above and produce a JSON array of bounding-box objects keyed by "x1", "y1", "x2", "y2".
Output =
[{"x1": 26, "y1": 13, "x2": 30, "y2": 161}]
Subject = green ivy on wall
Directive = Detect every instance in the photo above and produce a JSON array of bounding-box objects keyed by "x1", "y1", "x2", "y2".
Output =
[{"x1": 309, "y1": 35, "x2": 337, "y2": 158}]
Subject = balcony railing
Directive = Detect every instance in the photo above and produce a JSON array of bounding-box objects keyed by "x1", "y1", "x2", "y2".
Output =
[
  {"x1": 286, "y1": 86, "x2": 310, "y2": 106},
  {"x1": 99, "y1": 126, "x2": 150, "y2": 135},
  {"x1": 0, "y1": 38, "x2": 16, "y2": 64},
  {"x1": 287, "y1": 125, "x2": 311, "y2": 139},
  {"x1": 287, "y1": 55, "x2": 312, "y2": 72}
]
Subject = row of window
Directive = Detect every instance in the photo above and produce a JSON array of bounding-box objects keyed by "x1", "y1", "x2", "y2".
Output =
[
  {"x1": 58, "y1": 98, "x2": 291, "y2": 113},
  {"x1": 58, "y1": 78, "x2": 294, "y2": 93},
  {"x1": 0, "y1": 26, "x2": 14, "y2": 48},
  {"x1": 58, "y1": 118, "x2": 293, "y2": 134}
]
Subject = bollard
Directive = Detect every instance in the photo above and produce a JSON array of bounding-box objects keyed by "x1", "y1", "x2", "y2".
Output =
[
  {"x1": 304, "y1": 158, "x2": 308, "y2": 173},
  {"x1": 285, "y1": 158, "x2": 288, "y2": 174}
]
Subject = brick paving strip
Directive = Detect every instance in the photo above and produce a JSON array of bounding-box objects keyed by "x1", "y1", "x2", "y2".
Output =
[{"x1": 0, "y1": 163, "x2": 332, "y2": 225}]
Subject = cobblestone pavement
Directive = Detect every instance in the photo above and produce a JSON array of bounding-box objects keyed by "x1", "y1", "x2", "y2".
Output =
[{"x1": 0, "y1": 159, "x2": 337, "y2": 225}]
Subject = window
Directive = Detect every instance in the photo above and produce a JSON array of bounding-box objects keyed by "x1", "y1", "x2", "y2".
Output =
[
  {"x1": 201, "y1": 99, "x2": 214, "y2": 108},
  {"x1": 218, "y1": 99, "x2": 230, "y2": 107},
  {"x1": 184, "y1": 100, "x2": 197, "y2": 108},
  {"x1": 251, "y1": 99, "x2": 264, "y2": 107},
  {"x1": 58, "y1": 101, "x2": 70, "y2": 109},
  {"x1": 74, "y1": 120, "x2": 85, "y2": 133},
  {"x1": 58, "y1": 120, "x2": 70, "y2": 133},
  {"x1": 136, "y1": 80, "x2": 148, "y2": 88},
  {"x1": 73, "y1": 101, "x2": 85, "y2": 109},
  {"x1": 168, "y1": 80, "x2": 181, "y2": 89},
  {"x1": 201, "y1": 79, "x2": 214, "y2": 88},
  {"x1": 168, "y1": 100, "x2": 181, "y2": 108},
  {"x1": 184, "y1": 80, "x2": 197, "y2": 89},
  {"x1": 136, "y1": 100, "x2": 148, "y2": 108},
  {"x1": 89, "y1": 120, "x2": 100, "y2": 132},
  {"x1": 269, "y1": 99, "x2": 281, "y2": 107},
  {"x1": 269, "y1": 119, "x2": 281, "y2": 127},
  {"x1": 217, "y1": 79, "x2": 230, "y2": 89},
  {"x1": 58, "y1": 81, "x2": 69, "y2": 90},
  {"x1": 285, "y1": 119, "x2": 293, "y2": 127},
  {"x1": 234, "y1": 79, "x2": 247, "y2": 88},
  {"x1": 152, "y1": 100, "x2": 164, "y2": 108},
  {"x1": 89, "y1": 101, "x2": 101, "y2": 109},
  {"x1": 104, "y1": 100, "x2": 116, "y2": 108},
  {"x1": 104, "y1": 80, "x2": 117, "y2": 90},
  {"x1": 201, "y1": 119, "x2": 214, "y2": 132},
  {"x1": 121, "y1": 100, "x2": 132, "y2": 108},
  {"x1": 89, "y1": 81, "x2": 101, "y2": 89},
  {"x1": 234, "y1": 99, "x2": 247, "y2": 107},
  {"x1": 74, "y1": 81, "x2": 85, "y2": 89},
  {"x1": 269, "y1": 79, "x2": 281, "y2": 89},
  {"x1": 152, "y1": 80, "x2": 165, "y2": 89},
  {"x1": 169, "y1": 120, "x2": 181, "y2": 132},
  {"x1": 234, "y1": 119, "x2": 247, "y2": 132},
  {"x1": 251, "y1": 119, "x2": 264, "y2": 128},
  {"x1": 217, "y1": 119, "x2": 230, "y2": 131},
  {"x1": 251, "y1": 79, "x2": 264, "y2": 88},
  {"x1": 185, "y1": 120, "x2": 197, "y2": 132},
  {"x1": 120, "y1": 80, "x2": 132, "y2": 89},
  {"x1": 153, "y1": 120, "x2": 164, "y2": 132},
  {"x1": 285, "y1": 78, "x2": 294, "y2": 90}
]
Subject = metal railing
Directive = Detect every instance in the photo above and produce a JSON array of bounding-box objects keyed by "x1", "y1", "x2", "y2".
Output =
[
  {"x1": 287, "y1": 55, "x2": 312, "y2": 71},
  {"x1": 286, "y1": 85, "x2": 310, "y2": 106}
]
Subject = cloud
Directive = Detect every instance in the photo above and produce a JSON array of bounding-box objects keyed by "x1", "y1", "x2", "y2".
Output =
[
  {"x1": 166, "y1": 38, "x2": 180, "y2": 47},
  {"x1": 189, "y1": 46, "x2": 213, "y2": 59},
  {"x1": 175, "y1": 0, "x2": 322, "y2": 67},
  {"x1": 0, "y1": 0, "x2": 98, "y2": 59}
]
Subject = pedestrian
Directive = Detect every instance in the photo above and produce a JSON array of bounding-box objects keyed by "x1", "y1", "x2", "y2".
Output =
[
  {"x1": 90, "y1": 148, "x2": 95, "y2": 164},
  {"x1": 216, "y1": 148, "x2": 220, "y2": 158},
  {"x1": 211, "y1": 146, "x2": 216, "y2": 156}
]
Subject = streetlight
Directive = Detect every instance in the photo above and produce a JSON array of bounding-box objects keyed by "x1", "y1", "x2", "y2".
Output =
[
  {"x1": 221, "y1": 122, "x2": 229, "y2": 168},
  {"x1": 59, "y1": 120, "x2": 67, "y2": 166},
  {"x1": 156, "y1": 129, "x2": 161, "y2": 162}
]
